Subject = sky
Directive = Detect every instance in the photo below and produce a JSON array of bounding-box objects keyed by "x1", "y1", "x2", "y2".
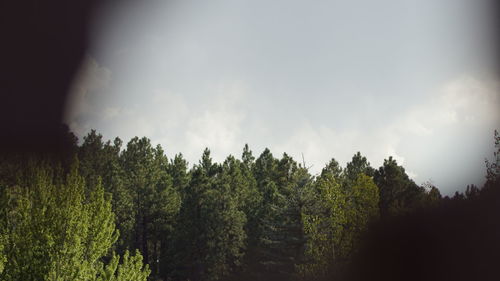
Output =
[{"x1": 65, "y1": 0, "x2": 499, "y2": 195}]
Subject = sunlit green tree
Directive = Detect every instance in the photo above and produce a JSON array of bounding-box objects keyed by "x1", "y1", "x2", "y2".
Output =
[{"x1": 0, "y1": 160, "x2": 150, "y2": 281}]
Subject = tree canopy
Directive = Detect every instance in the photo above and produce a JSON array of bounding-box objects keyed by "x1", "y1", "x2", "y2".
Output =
[{"x1": 0, "y1": 129, "x2": 497, "y2": 281}]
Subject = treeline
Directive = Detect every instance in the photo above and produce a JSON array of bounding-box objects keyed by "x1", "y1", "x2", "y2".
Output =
[{"x1": 0, "y1": 127, "x2": 498, "y2": 281}]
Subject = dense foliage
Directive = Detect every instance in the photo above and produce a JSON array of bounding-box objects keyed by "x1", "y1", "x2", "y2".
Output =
[{"x1": 0, "y1": 128, "x2": 498, "y2": 281}]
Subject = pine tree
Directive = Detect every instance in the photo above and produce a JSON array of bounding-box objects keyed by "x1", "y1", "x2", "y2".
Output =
[
  {"x1": 168, "y1": 153, "x2": 190, "y2": 196},
  {"x1": 204, "y1": 155, "x2": 247, "y2": 280},
  {"x1": 374, "y1": 157, "x2": 425, "y2": 218},
  {"x1": 237, "y1": 144, "x2": 262, "y2": 278},
  {"x1": 344, "y1": 152, "x2": 374, "y2": 182},
  {"x1": 120, "y1": 137, "x2": 180, "y2": 277},
  {"x1": 485, "y1": 130, "x2": 500, "y2": 189},
  {"x1": 299, "y1": 161, "x2": 346, "y2": 279},
  {"x1": 174, "y1": 149, "x2": 246, "y2": 281},
  {"x1": 338, "y1": 173, "x2": 379, "y2": 260},
  {"x1": 251, "y1": 152, "x2": 313, "y2": 280}
]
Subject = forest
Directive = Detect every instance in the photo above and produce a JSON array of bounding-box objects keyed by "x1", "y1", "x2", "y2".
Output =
[{"x1": 0, "y1": 127, "x2": 498, "y2": 281}]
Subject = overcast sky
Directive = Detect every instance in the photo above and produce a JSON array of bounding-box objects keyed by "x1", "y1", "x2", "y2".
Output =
[{"x1": 65, "y1": 0, "x2": 499, "y2": 195}]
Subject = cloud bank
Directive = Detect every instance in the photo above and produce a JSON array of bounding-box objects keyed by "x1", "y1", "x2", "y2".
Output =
[{"x1": 66, "y1": 57, "x2": 500, "y2": 195}]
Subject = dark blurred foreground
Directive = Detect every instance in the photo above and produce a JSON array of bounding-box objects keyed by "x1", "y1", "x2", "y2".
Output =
[
  {"x1": 1, "y1": 0, "x2": 97, "y2": 154},
  {"x1": 343, "y1": 183, "x2": 500, "y2": 281}
]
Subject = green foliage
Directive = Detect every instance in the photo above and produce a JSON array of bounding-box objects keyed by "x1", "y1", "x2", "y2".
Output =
[
  {"x1": 485, "y1": 130, "x2": 500, "y2": 189},
  {"x1": 374, "y1": 157, "x2": 425, "y2": 217},
  {"x1": 319, "y1": 158, "x2": 342, "y2": 181},
  {"x1": 421, "y1": 181, "x2": 442, "y2": 206},
  {"x1": 3, "y1": 128, "x2": 496, "y2": 280},
  {"x1": 203, "y1": 157, "x2": 247, "y2": 279},
  {"x1": 168, "y1": 153, "x2": 191, "y2": 195},
  {"x1": 0, "y1": 232, "x2": 6, "y2": 275},
  {"x1": 96, "y1": 250, "x2": 150, "y2": 281},
  {"x1": 299, "y1": 168, "x2": 346, "y2": 279},
  {"x1": 78, "y1": 131, "x2": 133, "y2": 254},
  {"x1": 120, "y1": 137, "x2": 180, "y2": 278},
  {"x1": 0, "y1": 160, "x2": 150, "y2": 281},
  {"x1": 299, "y1": 162, "x2": 379, "y2": 279},
  {"x1": 174, "y1": 149, "x2": 246, "y2": 281},
  {"x1": 339, "y1": 174, "x2": 379, "y2": 259},
  {"x1": 344, "y1": 152, "x2": 374, "y2": 186}
]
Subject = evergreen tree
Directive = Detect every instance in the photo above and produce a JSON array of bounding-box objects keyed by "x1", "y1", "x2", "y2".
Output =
[
  {"x1": 421, "y1": 181, "x2": 442, "y2": 207},
  {"x1": 250, "y1": 149, "x2": 280, "y2": 279},
  {"x1": 374, "y1": 157, "x2": 425, "y2": 218},
  {"x1": 168, "y1": 153, "x2": 190, "y2": 195},
  {"x1": 159, "y1": 153, "x2": 190, "y2": 278},
  {"x1": 78, "y1": 131, "x2": 134, "y2": 254},
  {"x1": 236, "y1": 145, "x2": 263, "y2": 279},
  {"x1": 319, "y1": 158, "x2": 343, "y2": 181},
  {"x1": 174, "y1": 149, "x2": 246, "y2": 281},
  {"x1": 300, "y1": 162, "x2": 346, "y2": 279},
  {"x1": 338, "y1": 173, "x2": 379, "y2": 260},
  {"x1": 204, "y1": 156, "x2": 247, "y2": 280},
  {"x1": 120, "y1": 137, "x2": 180, "y2": 277},
  {"x1": 344, "y1": 152, "x2": 374, "y2": 185},
  {"x1": 252, "y1": 152, "x2": 313, "y2": 280},
  {"x1": 485, "y1": 130, "x2": 500, "y2": 189}
]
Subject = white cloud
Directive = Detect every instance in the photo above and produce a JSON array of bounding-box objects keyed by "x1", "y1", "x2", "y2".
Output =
[
  {"x1": 64, "y1": 55, "x2": 113, "y2": 137},
  {"x1": 267, "y1": 75, "x2": 499, "y2": 189},
  {"x1": 103, "y1": 107, "x2": 121, "y2": 120},
  {"x1": 407, "y1": 171, "x2": 418, "y2": 180},
  {"x1": 439, "y1": 76, "x2": 500, "y2": 124},
  {"x1": 386, "y1": 146, "x2": 405, "y2": 165},
  {"x1": 183, "y1": 81, "x2": 247, "y2": 163},
  {"x1": 384, "y1": 76, "x2": 500, "y2": 141}
]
